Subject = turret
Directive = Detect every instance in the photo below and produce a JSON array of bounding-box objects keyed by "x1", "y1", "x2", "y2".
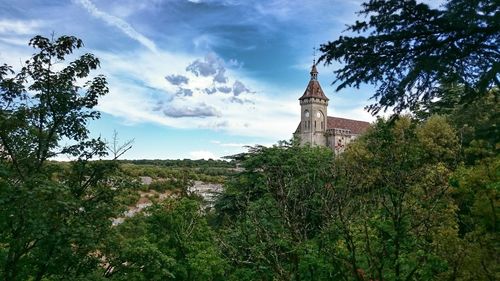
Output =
[{"x1": 298, "y1": 63, "x2": 328, "y2": 146}]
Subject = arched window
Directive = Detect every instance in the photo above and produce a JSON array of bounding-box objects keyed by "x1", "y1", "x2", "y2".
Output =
[
  {"x1": 304, "y1": 110, "x2": 310, "y2": 131},
  {"x1": 317, "y1": 111, "x2": 325, "y2": 130}
]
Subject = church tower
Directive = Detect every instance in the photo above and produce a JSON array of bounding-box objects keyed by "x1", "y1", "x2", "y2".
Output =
[{"x1": 298, "y1": 63, "x2": 329, "y2": 146}]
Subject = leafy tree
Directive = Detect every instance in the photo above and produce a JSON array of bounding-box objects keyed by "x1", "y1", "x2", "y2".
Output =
[
  {"x1": 320, "y1": 0, "x2": 499, "y2": 114},
  {"x1": 215, "y1": 117, "x2": 473, "y2": 281},
  {"x1": 216, "y1": 143, "x2": 341, "y2": 280},
  {"x1": 329, "y1": 116, "x2": 460, "y2": 280},
  {"x1": 416, "y1": 86, "x2": 499, "y2": 163},
  {"x1": 102, "y1": 198, "x2": 227, "y2": 281},
  {"x1": 0, "y1": 35, "x2": 126, "y2": 280},
  {"x1": 442, "y1": 157, "x2": 499, "y2": 281}
]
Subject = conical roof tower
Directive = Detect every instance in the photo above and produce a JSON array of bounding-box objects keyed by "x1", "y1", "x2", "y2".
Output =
[{"x1": 299, "y1": 63, "x2": 329, "y2": 101}]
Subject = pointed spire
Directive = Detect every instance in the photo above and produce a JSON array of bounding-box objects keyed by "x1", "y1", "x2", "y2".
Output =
[
  {"x1": 299, "y1": 65, "x2": 328, "y2": 101},
  {"x1": 298, "y1": 46, "x2": 328, "y2": 101},
  {"x1": 310, "y1": 63, "x2": 318, "y2": 80},
  {"x1": 310, "y1": 47, "x2": 318, "y2": 80}
]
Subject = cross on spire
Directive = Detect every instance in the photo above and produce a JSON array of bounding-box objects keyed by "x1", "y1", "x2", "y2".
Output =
[
  {"x1": 313, "y1": 47, "x2": 316, "y2": 65},
  {"x1": 310, "y1": 46, "x2": 318, "y2": 80}
]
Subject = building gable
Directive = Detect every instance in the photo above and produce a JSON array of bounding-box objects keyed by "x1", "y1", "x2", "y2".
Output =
[{"x1": 327, "y1": 116, "x2": 370, "y2": 135}]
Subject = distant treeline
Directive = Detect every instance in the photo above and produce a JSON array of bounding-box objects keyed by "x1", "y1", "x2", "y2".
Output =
[
  {"x1": 117, "y1": 159, "x2": 238, "y2": 184},
  {"x1": 118, "y1": 159, "x2": 237, "y2": 169}
]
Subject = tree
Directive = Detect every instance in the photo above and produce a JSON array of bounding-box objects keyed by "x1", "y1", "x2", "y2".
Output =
[
  {"x1": 416, "y1": 87, "x2": 499, "y2": 164},
  {"x1": 443, "y1": 157, "x2": 499, "y2": 281},
  {"x1": 0, "y1": 35, "x2": 125, "y2": 280},
  {"x1": 215, "y1": 143, "x2": 341, "y2": 280},
  {"x1": 102, "y1": 198, "x2": 227, "y2": 281},
  {"x1": 328, "y1": 116, "x2": 460, "y2": 280},
  {"x1": 215, "y1": 117, "x2": 469, "y2": 281},
  {"x1": 319, "y1": 0, "x2": 499, "y2": 114}
]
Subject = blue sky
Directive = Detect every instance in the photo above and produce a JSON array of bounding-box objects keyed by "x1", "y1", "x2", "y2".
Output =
[{"x1": 0, "y1": 0, "x2": 380, "y2": 160}]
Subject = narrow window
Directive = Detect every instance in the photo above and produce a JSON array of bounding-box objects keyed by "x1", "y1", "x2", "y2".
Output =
[{"x1": 314, "y1": 121, "x2": 317, "y2": 129}]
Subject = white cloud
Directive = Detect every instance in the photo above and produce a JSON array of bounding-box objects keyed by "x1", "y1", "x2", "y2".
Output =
[
  {"x1": 0, "y1": 0, "x2": 391, "y2": 162},
  {"x1": 0, "y1": 37, "x2": 30, "y2": 46},
  {"x1": 0, "y1": 19, "x2": 42, "y2": 35},
  {"x1": 0, "y1": 20, "x2": 44, "y2": 63},
  {"x1": 0, "y1": 35, "x2": 373, "y2": 143},
  {"x1": 189, "y1": 150, "x2": 218, "y2": 160},
  {"x1": 94, "y1": 49, "x2": 301, "y2": 141},
  {"x1": 332, "y1": 106, "x2": 376, "y2": 122},
  {"x1": 165, "y1": 74, "x2": 189, "y2": 85},
  {"x1": 210, "y1": 141, "x2": 274, "y2": 148},
  {"x1": 75, "y1": 0, "x2": 157, "y2": 52},
  {"x1": 0, "y1": 36, "x2": 39, "y2": 68}
]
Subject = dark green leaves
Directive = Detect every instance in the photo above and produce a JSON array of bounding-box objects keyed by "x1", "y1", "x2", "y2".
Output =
[
  {"x1": 0, "y1": 35, "x2": 122, "y2": 281},
  {"x1": 320, "y1": 0, "x2": 499, "y2": 114}
]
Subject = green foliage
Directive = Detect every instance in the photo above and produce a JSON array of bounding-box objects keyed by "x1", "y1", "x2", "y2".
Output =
[
  {"x1": 216, "y1": 143, "x2": 343, "y2": 280},
  {"x1": 0, "y1": 35, "x2": 131, "y2": 281},
  {"x1": 320, "y1": 0, "x2": 499, "y2": 114},
  {"x1": 103, "y1": 198, "x2": 227, "y2": 281},
  {"x1": 417, "y1": 87, "x2": 499, "y2": 163},
  {"x1": 120, "y1": 158, "x2": 236, "y2": 169},
  {"x1": 0, "y1": 38, "x2": 235, "y2": 281},
  {"x1": 317, "y1": 5, "x2": 498, "y2": 278},
  {"x1": 120, "y1": 162, "x2": 231, "y2": 184},
  {"x1": 214, "y1": 117, "x2": 482, "y2": 280},
  {"x1": 1, "y1": 27, "x2": 497, "y2": 280},
  {"x1": 331, "y1": 116, "x2": 460, "y2": 280},
  {"x1": 148, "y1": 179, "x2": 177, "y2": 192},
  {"x1": 441, "y1": 157, "x2": 499, "y2": 280}
]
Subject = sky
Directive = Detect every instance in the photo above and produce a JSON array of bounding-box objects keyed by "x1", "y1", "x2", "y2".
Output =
[{"x1": 0, "y1": 0, "x2": 381, "y2": 160}]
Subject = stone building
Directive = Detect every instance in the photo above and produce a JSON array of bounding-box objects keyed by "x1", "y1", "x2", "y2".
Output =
[{"x1": 293, "y1": 64, "x2": 370, "y2": 153}]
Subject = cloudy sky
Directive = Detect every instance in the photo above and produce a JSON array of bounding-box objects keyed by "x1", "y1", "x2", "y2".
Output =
[{"x1": 0, "y1": 0, "x2": 380, "y2": 160}]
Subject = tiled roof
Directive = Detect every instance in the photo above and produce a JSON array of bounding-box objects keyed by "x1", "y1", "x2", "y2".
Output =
[
  {"x1": 299, "y1": 80, "x2": 329, "y2": 101},
  {"x1": 295, "y1": 117, "x2": 370, "y2": 135},
  {"x1": 299, "y1": 64, "x2": 329, "y2": 101},
  {"x1": 327, "y1": 116, "x2": 370, "y2": 135}
]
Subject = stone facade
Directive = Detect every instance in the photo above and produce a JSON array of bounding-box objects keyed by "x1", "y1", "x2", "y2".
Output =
[{"x1": 294, "y1": 64, "x2": 370, "y2": 154}]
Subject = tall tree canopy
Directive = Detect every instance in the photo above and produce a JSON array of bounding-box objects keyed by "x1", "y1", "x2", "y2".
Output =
[
  {"x1": 0, "y1": 35, "x2": 125, "y2": 281},
  {"x1": 319, "y1": 0, "x2": 499, "y2": 114},
  {"x1": 214, "y1": 117, "x2": 491, "y2": 280}
]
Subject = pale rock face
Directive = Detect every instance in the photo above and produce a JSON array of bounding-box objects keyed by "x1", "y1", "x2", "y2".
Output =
[
  {"x1": 139, "y1": 176, "x2": 152, "y2": 185},
  {"x1": 188, "y1": 181, "x2": 223, "y2": 207}
]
